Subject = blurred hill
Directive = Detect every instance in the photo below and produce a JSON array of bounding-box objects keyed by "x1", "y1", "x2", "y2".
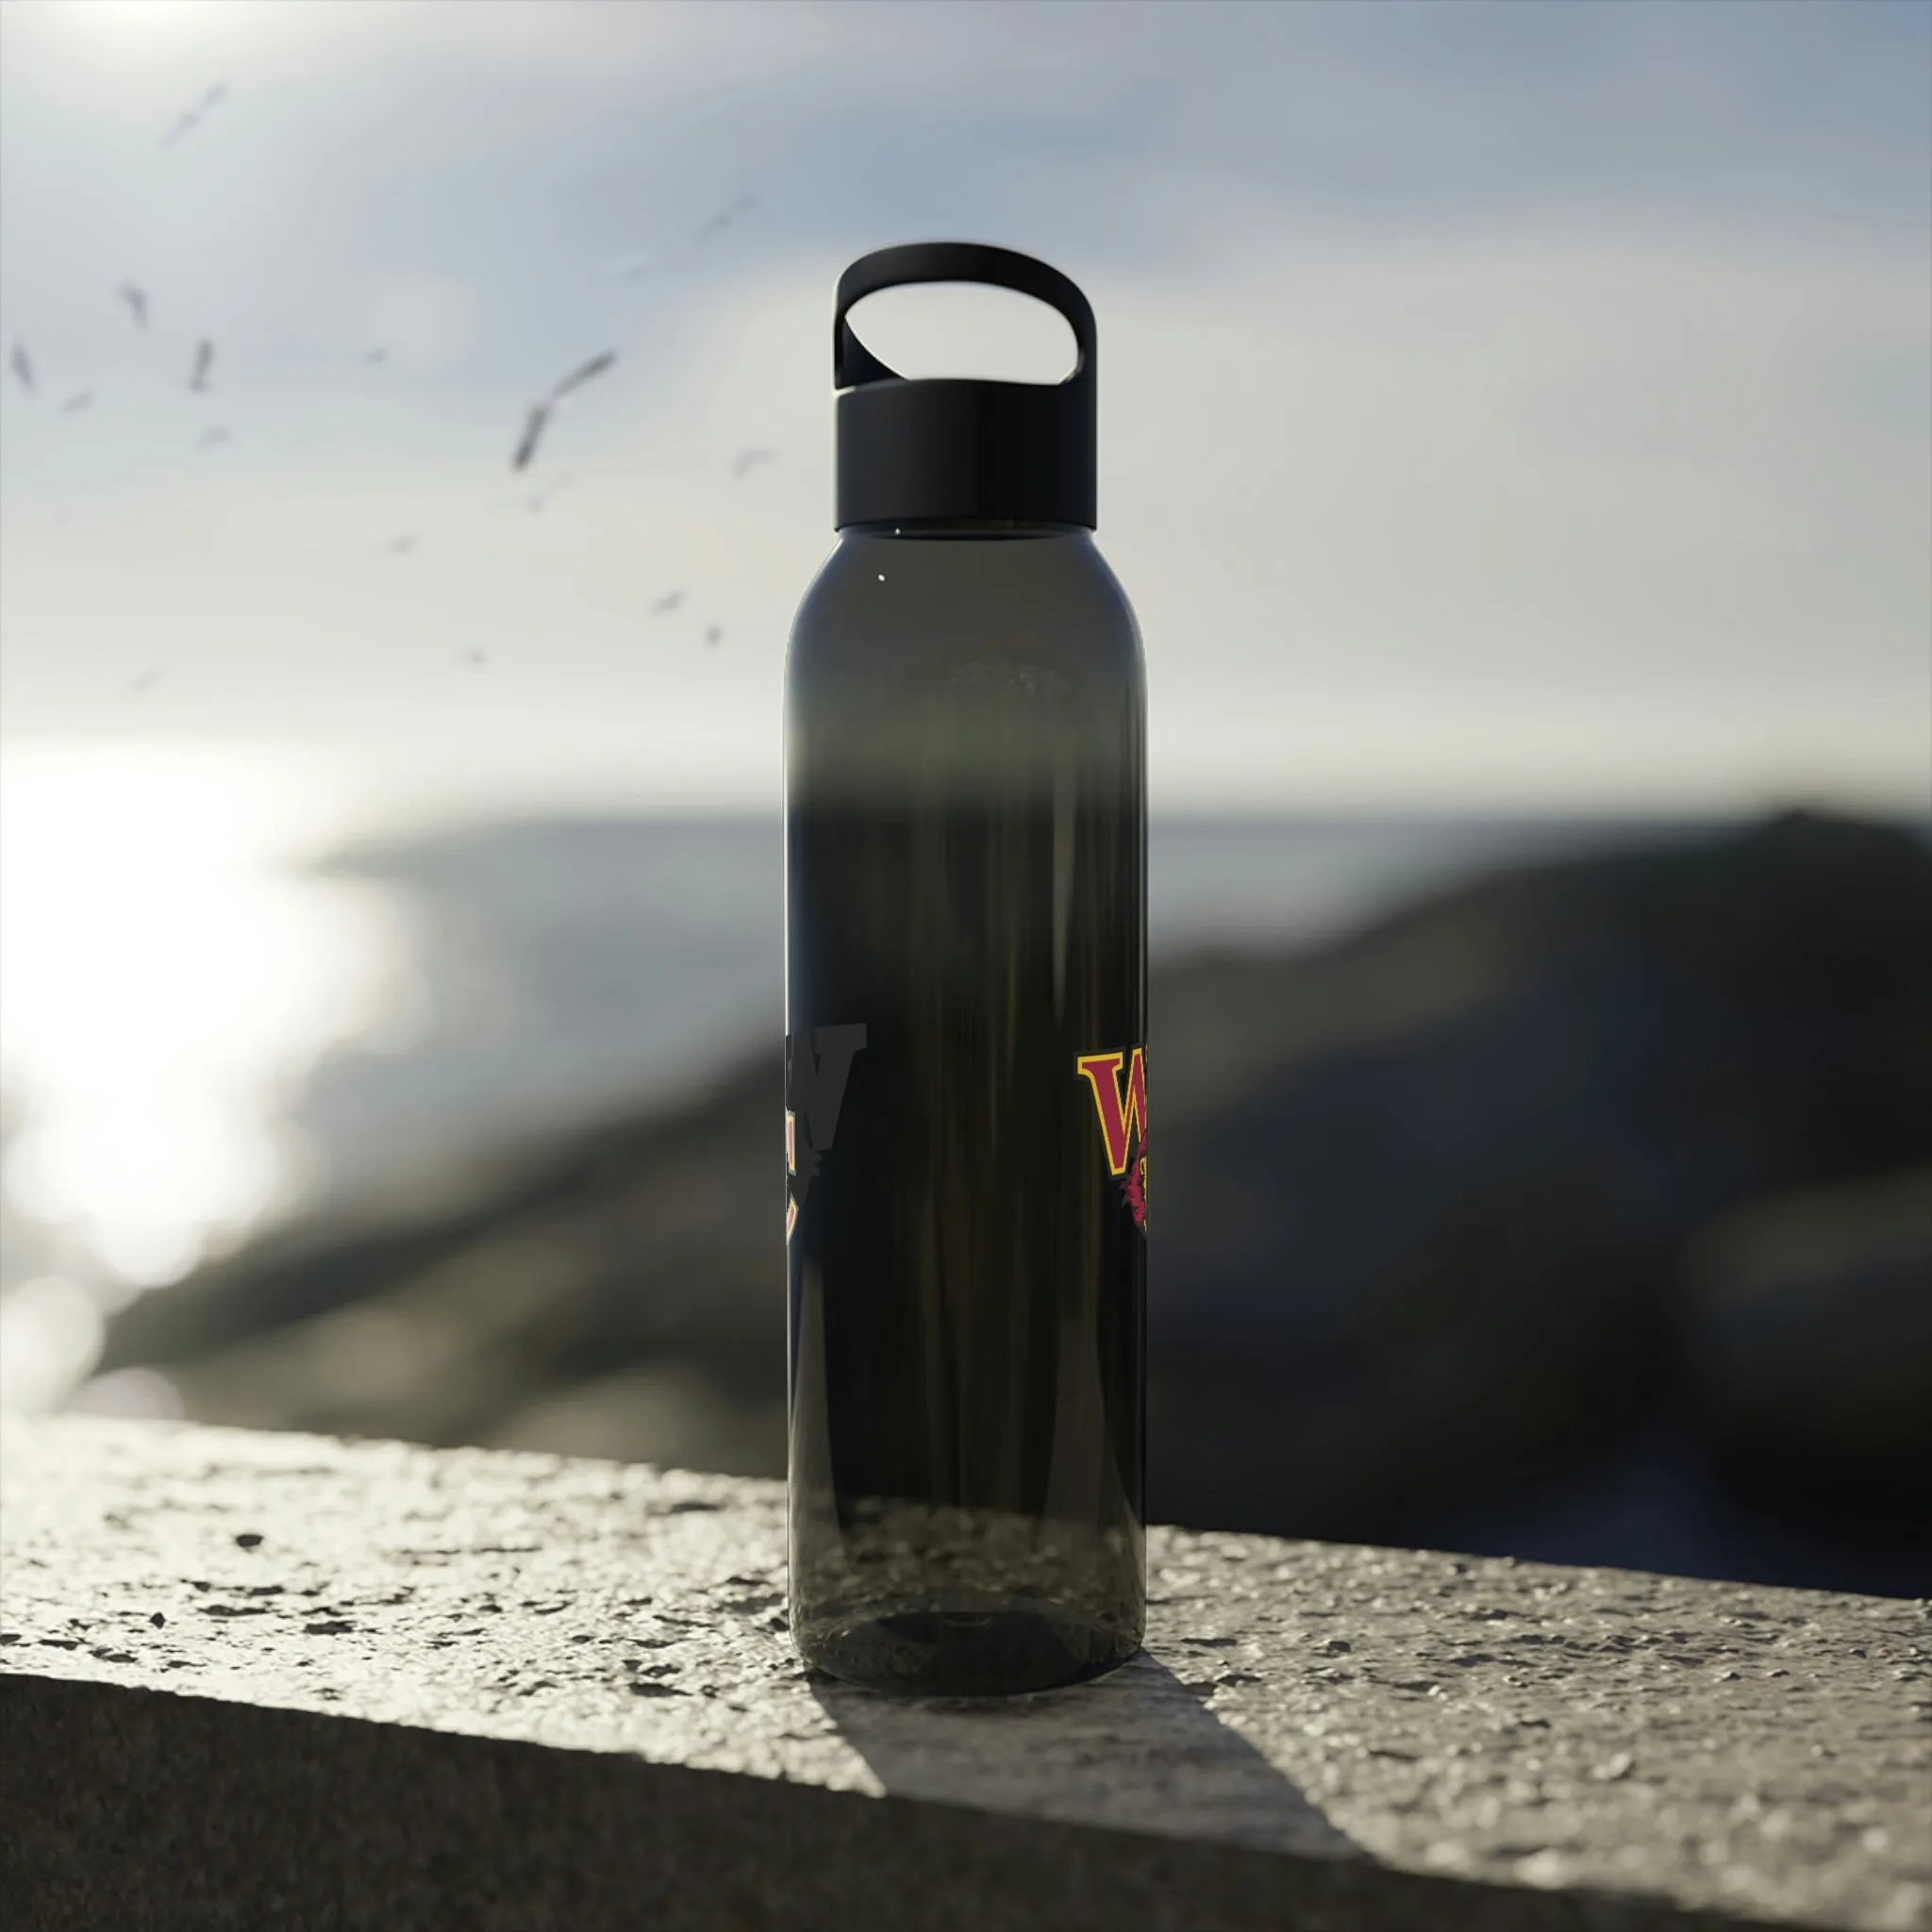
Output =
[{"x1": 94, "y1": 810, "x2": 1932, "y2": 1594}]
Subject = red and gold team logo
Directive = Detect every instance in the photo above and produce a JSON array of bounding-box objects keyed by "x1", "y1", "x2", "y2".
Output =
[{"x1": 1075, "y1": 1046, "x2": 1146, "y2": 1230}]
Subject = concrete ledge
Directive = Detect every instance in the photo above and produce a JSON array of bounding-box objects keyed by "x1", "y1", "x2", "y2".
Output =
[{"x1": 2, "y1": 1418, "x2": 1925, "y2": 1930}]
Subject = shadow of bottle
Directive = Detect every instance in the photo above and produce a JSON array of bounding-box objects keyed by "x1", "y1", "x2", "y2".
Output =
[{"x1": 810, "y1": 1647, "x2": 1358, "y2": 1862}]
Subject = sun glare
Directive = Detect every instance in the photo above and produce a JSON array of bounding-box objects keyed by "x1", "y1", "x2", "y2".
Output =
[
  {"x1": 0, "y1": 747, "x2": 416, "y2": 1293},
  {"x1": 33, "y1": 0, "x2": 208, "y2": 47}
]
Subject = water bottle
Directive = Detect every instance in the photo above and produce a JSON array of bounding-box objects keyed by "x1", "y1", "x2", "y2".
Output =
[{"x1": 785, "y1": 242, "x2": 1146, "y2": 1695}]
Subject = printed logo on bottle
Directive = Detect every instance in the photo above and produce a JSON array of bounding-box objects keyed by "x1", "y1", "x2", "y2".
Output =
[
  {"x1": 1075, "y1": 1046, "x2": 1147, "y2": 1231},
  {"x1": 785, "y1": 1024, "x2": 868, "y2": 1241}
]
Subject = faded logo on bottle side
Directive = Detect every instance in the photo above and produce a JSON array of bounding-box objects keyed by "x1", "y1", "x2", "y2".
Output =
[{"x1": 785, "y1": 1023, "x2": 867, "y2": 1241}]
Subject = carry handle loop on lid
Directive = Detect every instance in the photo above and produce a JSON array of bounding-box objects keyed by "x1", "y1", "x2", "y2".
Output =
[{"x1": 833, "y1": 242, "x2": 1096, "y2": 393}]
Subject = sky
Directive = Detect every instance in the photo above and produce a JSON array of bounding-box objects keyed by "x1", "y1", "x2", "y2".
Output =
[{"x1": 1, "y1": 0, "x2": 1928, "y2": 824}]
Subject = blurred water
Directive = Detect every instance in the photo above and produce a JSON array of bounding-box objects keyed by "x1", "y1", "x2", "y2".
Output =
[
  {"x1": 292, "y1": 812, "x2": 1714, "y2": 1213},
  {"x1": 0, "y1": 758, "x2": 1709, "y2": 1409},
  {"x1": 0, "y1": 754, "x2": 411, "y2": 1287}
]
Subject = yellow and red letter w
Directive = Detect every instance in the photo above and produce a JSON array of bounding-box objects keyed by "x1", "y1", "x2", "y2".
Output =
[{"x1": 1075, "y1": 1047, "x2": 1146, "y2": 1176}]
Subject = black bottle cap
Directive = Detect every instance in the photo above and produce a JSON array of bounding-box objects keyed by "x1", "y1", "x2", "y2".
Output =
[{"x1": 833, "y1": 242, "x2": 1097, "y2": 531}]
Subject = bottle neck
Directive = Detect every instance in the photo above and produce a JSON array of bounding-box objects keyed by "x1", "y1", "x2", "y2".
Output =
[{"x1": 841, "y1": 517, "x2": 1090, "y2": 541}]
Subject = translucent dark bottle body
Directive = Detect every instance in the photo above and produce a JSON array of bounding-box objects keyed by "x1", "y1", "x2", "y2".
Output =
[{"x1": 785, "y1": 520, "x2": 1147, "y2": 1696}]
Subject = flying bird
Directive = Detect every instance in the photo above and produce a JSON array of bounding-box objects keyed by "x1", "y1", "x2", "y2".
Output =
[
  {"x1": 510, "y1": 350, "x2": 617, "y2": 472},
  {"x1": 604, "y1": 250, "x2": 660, "y2": 281},
  {"x1": 650, "y1": 589, "x2": 687, "y2": 616},
  {"x1": 388, "y1": 534, "x2": 419, "y2": 557},
  {"x1": 8, "y1": 340, "x2": 33, "y2": 392},
  {"x1": 128, "y1": 669, "x2": 163, "y2": 696},
  {"x1": 161, "y1": 84, "x2": 229, "y2": 150},
  {"x1": 197, "y1": 426, "x2": 229, "y2": 449},
  {"x1": 606, "y1": 191, "x2": 755, "y2": 277},
  {"x1": 60, "y1": 391, "x2": 92, "y2": 414},
  {"x1": 459, "y1": 648, "x2": 489, "y2": 669},
  {"x1": 731, "y1": 446, "x2": 774, "y2": 480},
  {"x1": 359, "y1": 346, "x2": 389, "y2": 367},
  {"x1": 118, "y1": 284, "x2": 149, "y2": 330},
  {"x1": 188, "y1": 340, "x2": 214, "y2": 391},
  {"x1": 693, "y1": 194, "x2": 758, "y2": 243},
  {"x1": 704, "y1": 624, "x2": 724, "y2": 649}
]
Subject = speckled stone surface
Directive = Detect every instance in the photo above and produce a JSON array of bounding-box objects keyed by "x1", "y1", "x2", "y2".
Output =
[{"x1": 2, "y1": 1417, "x2": 1925, "y2": 1931}]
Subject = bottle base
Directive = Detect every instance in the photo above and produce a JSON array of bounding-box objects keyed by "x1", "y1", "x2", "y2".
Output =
[{"x1": 797, "y1": 1595, "x2": 1140, "y2": 1697}]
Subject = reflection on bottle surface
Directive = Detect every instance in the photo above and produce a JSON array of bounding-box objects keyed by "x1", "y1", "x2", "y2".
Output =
[{"x1": 786, "y1": 523, "x2": 1146, "y2": 1694}]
